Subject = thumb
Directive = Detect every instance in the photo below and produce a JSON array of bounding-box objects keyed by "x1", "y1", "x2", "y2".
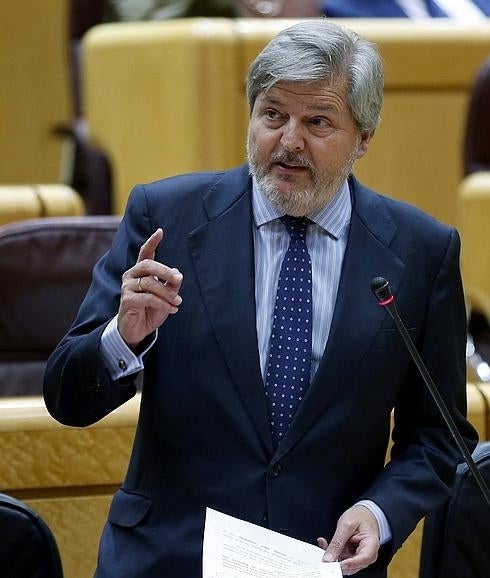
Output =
[{"x1": 317, "y1": 537, "x2": 328, "y2": 551}]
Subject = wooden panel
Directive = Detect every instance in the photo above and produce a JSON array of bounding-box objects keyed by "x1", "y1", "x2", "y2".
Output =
[
  {"x1": 0, "y1": 396, "x2": 138, "y2": 489},
  {"x1": 83, "y1": 19, "x2": 239, "y2": 214},
  {"x1": 476, "y1": 383, "x2": 490, "y2": 437},
  {"x1": 388, "y1": 520, "x2": 424, "y2": 578},
  {"x1": 0, "y1": 426, "x2": 134, "y2": 490},
  {"x1": 459, "y1": 172, "x2": 490, "y2": 318},
  {"x1": 0, "y1": 1, "x2": 71, "y2": 183},
  {"x1": 0, "y1": 381, "x2": 483, "y2": 578},
  {"x1": 0, "y1": 395, "x2": 139, "y2": 578},
  {"x1": 467, "y1": 382, "x2": 487, "y2": 439},
  {"x1": 24, "y1": 494, "x2": 112, "y2": 578},
  {"x1": 354, "y1": 92, "x2": 466, "y2": 226}
]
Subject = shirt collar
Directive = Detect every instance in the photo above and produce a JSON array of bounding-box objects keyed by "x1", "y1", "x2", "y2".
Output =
[{"x1": 252, "y1": 177, "x2": 352, "y2": 240}]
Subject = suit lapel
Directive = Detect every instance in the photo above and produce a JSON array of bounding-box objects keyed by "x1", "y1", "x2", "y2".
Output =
[
  {"x1": 189, "y1": 166, "x2": 274, "y2": 454},
  {"x1": 276, "y1": 178, "x2": 405, "y2": 459},
  {"x1": 189, "y1": 170, "x2": 408, "y2": 459}
]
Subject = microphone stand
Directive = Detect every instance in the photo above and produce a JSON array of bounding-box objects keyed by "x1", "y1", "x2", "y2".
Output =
[{"x1": 371, "y1": 277, "x2": 490, "y2": 507}]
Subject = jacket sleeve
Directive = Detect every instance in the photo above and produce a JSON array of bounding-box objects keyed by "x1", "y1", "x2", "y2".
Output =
[
  {"x1": 360, "y1": 227, "x2": 478, "y2": 559},
  {"x1": 43, "y1": 185, "x2": 153, "y2": 426}
]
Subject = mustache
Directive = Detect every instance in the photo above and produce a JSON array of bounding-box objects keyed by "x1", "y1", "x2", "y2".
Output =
[{"x1": 269, "y1": 151, "x2": 314, "y2": 170}]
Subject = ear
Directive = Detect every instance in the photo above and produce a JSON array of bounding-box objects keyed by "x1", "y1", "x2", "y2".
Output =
[{"x1": 355, "y1": 130, "x2": 374, "y2": 160}]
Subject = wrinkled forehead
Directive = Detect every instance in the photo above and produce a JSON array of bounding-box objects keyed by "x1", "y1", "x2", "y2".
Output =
[
  {"x1": 253, "y1": 70, "x2": 347, "y2": 97},
  {"x1": 253, "y1": 78, "x2": 349, "y2": 110}
]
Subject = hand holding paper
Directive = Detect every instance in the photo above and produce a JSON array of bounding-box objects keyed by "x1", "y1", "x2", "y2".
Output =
[{"x1": 319, "y1": 505, "x2": 380, "y2": 576}]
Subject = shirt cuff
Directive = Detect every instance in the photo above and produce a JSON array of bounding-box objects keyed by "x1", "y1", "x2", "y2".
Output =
[
  {"x1": 355, "y1": 500, "x2": 392, "y2": 545},
  {"x1": 99, "y1": 316, "x2": 156, "y2": 380}
]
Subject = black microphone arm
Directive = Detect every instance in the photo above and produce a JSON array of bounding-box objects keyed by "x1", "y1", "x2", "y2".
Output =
[{"x1": 371, "y1": 276, "x2": 490, "y2": 507}]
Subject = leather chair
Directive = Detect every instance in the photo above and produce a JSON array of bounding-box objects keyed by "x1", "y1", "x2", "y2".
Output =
[
  {"x1": 0, "y1": 215, "x2": 120, "y2": 396},
  {"x1": 0, "y1": 493, "x2": 63, "y2": 577},
  {"x1": 419, "y1": 442, "x2": 490, "y2": 578},
  {"x1": 463, "y1": 56, "x2": 490, "y2": 176}
]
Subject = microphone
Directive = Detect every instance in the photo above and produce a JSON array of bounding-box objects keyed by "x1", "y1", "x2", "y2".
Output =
[{"x1": 371, "y1": 276, "x2": 490, "y2": 507}]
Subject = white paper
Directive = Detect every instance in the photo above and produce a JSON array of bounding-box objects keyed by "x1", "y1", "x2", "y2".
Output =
[{"x1": 203, "y1": 508, "x2": 342, "y2": 578}]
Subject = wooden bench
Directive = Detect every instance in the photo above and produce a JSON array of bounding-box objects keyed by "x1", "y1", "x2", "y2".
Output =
[
  {"x1": 0, "y1": 395, "x2": 138, "y2": 578},
  {"x1": 0, "y1": 385, "x2": 485, "y2": 578}
]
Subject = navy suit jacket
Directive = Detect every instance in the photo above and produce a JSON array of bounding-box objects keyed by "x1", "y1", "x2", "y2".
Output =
[
  {"x1": 44, "y1": 165, "x2": 476, "y2": 577},
  {"x1": 323, "y1": 0, "x2": 490, "y2": 17}
]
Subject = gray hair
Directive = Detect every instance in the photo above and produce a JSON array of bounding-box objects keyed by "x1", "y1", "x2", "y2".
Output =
[{"x1": 246, "y1": 20, "x2": 384, "y2": 133}]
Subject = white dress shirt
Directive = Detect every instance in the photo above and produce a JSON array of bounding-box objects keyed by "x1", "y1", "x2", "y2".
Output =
[{"x1": 252, "y1": 178, "x2": 351, "y2": 382}]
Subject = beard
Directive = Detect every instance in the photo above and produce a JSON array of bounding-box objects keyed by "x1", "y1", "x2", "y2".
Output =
[{"x1": 247, "y1": 135, "x2": 357, "y2": 217}]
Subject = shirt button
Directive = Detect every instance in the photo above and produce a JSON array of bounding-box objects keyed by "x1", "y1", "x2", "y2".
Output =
[
  {"x1": 269, "y1": 463, "x2": 282, "y2": 477},
  {"x1": 118, "y1": 359, "x2": 127, "y2": 371}
]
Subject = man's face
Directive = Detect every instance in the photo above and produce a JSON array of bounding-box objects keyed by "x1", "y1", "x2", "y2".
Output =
[{"x1": 247, "y1": 79, "x2": 372, "y2": 216}]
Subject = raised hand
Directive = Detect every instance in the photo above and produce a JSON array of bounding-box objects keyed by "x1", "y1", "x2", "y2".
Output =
[{"x1": 117, "y1": 228, "x2": 183, "y2": 348}]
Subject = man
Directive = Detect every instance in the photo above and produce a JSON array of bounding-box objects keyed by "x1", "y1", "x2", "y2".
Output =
[
  {"x1": 322, "y1": 0, "x2": 490, "y2": 19},
  {"x1": 44, "y1": 20, "x2": 477, "y2": 577}
]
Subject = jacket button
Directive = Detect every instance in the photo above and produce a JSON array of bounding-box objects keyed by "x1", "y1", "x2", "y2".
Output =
[
  {"x1": 269, "y1": 463, "x2": 282, "y2": 477},
  {"x1": 89, "y1": 377, "x2": 102, "y2": 394}
]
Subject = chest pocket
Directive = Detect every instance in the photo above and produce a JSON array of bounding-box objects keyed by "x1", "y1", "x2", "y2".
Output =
[{"x1": 371, "y1": 326, "x2": 420, "y2": 351}]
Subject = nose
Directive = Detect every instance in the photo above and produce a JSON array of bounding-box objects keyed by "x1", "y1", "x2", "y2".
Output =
[{"x1": 280, "y1": 120, "x2": 305, "y2": 152}]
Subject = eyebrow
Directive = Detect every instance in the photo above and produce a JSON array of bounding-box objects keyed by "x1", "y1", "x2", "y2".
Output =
[{"x1": 259, "y1": 96, "x2": 339, "y2": 114}]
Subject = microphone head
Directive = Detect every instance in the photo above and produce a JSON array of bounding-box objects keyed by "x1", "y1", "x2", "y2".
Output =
[{"x1": 370, "y1": 277, "x2": 392, "y2": 302}]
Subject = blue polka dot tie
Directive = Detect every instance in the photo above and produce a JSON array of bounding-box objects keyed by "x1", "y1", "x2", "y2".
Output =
[{"x1": 265, "y1": 216, "x2": 312, "y2": 448}]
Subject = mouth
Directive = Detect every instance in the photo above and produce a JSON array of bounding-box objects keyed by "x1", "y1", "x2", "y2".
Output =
[{"x1": 274, "y1": 162, "x2": 309, "y2": 173}]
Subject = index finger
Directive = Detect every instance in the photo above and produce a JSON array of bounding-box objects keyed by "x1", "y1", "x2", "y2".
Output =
[
  {"x1": 137, "y1": 228, "x2": 164, "y2": 263},
  {"x1": 322, "y1": 527, "x2": 347, "y2": 562}
]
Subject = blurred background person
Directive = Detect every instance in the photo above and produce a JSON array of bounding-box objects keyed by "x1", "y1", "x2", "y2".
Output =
[{"x1": 322, "y1": 0, "x2": 490, "y2": 20}]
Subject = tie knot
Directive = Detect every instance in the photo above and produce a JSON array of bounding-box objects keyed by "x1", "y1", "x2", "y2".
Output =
[{"x1": 280, "y1": 215, "x2": 309, "y2": 241}]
